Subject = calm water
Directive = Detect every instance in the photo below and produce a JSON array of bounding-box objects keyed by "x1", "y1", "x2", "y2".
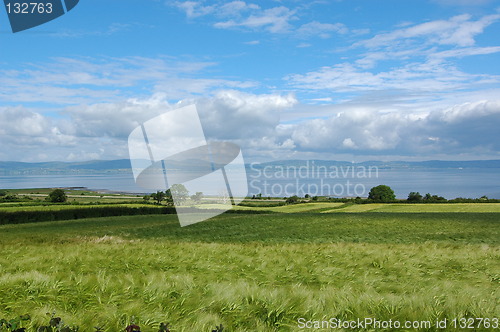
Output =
[{"x1": 1, "y1": 168, "x2": 499, "y2": 199}]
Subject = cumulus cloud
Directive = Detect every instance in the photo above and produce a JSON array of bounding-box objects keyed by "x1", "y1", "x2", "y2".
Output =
[
  {"x1": 1, "y1": 93, "x2": 499, "y2": 161},
  {"x1": 196, "y1": 90, "x2": 297, "y2": 140},
  {"x1": 286, "y1": 100, "x2": 500, "y2": 156},
  {"x1": 0, "y1": 107, "x2": 82, "y2": 161}
]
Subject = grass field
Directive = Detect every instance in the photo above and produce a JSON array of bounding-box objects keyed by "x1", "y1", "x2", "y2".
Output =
[{"x1": 0, "y1": 204, "x2": 499, "y2": 331}]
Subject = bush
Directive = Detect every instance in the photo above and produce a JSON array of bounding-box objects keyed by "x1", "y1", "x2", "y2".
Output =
[
  {"x1": 285, "y1": 195, "x2": 300, "y2": 204},
  {"x1": 407, "y1": 192, "x2": 423, "y2": 202},
  {"x1": 368, "y1": 185, "x2": 396, "y2": 202},
  {"x1": 0, "y1": 206, "x2": 176, "y2": 225},
  {"x1": 48, "y1": 189, "x2": 67, "y2": 203}
]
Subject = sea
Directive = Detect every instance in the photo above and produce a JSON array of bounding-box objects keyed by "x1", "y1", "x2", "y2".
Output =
[{"x1": 1, "y1": 167, "x2": 499, "y2": 200}]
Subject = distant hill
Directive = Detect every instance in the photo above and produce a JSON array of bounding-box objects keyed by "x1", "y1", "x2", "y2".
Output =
[
  {"x1": 251, "y1": 159, "x2": 500, "y2": 169},
  {"x1": 0, "y1": 159, "x2": 132, "y2": 175},
  {"x1": 1, "y1": 158, "x2": 500, "y2": 175}
]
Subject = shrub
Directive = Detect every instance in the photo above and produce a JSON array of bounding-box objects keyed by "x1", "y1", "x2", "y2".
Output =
[
  {"x1": 48, "y1": 189, "x2": 67, "y2": 203},
  {"x1": 368, "y1": 185, "x2": 396, "y2": 202},
  {"x1": 285, "y1": 195, "x2": 300, "y2": 204},
  {"x1": 407, "y1": 192, "x2": 423, "y2": 202}
]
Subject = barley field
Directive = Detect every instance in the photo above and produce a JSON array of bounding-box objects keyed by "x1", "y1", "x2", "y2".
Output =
[{"x1": 0, "y1": 205, "x2": 499, "y2": 331}]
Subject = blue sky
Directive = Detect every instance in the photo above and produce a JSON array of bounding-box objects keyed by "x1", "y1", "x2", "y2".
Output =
[{"x1": 1, "y1": 0, "x2": 499, "y2": 162}]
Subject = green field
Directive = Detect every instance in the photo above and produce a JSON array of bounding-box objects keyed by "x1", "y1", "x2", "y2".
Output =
[{"x1": 0, "y1": 203, "x2": 499, "y2": 331}]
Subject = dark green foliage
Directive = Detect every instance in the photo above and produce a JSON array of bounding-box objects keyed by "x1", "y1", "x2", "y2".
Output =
[
  {"x1": 47, "y1": 189, "x2": 67, "y2": 203},
  {"x1": 368, "y1": 185, "x2": 395, "y2": 202},
  {"x1": 239, "y1": 201, "x2": 285, "y2": 208},
  {"x1": 423, "y1": 193, "x2": 447, "y2": 202},
  {"x1": 407, "y1": 192, "x2": 423, "y2": 202},
  {"x1": 0, "y1": 194, "x2": 25, "y2": 202},
  {"x1": 285, "y1": 195, "x2": 300, "y2": 204},
  {"x1": 150, "y1": 191, "x2": 165, "y2": 205},
  {"x1": 449, "y1": 197, "x2": 500, "y2": 203},
  {"x1": 0, "y1": 190, "x2": 7, "y2": 197},
  {"x1": 0, "y1": 206, "x2": 175, "y2": 225}
]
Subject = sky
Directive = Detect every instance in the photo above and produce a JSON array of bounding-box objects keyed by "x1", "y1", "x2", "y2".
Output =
[{"x1": 0, "y1": 0, "x2": 499, "y2": 163}]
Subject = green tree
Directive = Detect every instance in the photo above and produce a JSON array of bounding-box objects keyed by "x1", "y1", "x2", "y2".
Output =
[
  {"x1": 368, "y1": 185, "x2": 395, "y2": 202},
  {"x1": 48, "y1": 189, "x2": 67, "y2": 203},
  {"x1": 191, "y1": 191, "x2": 204, "y2": 203},
  {"x1": 0, "y1": 190, "x2": 7, "y2": 197},
  {"x1": 407, "y1": 192, "x2": 423, "y2": 202},
  {"x1": 169, "y1": 184, "x2": 189, "y2": 203},
  {"x1": 151, "y1": 190, "x2": 165, "y2": 205},
  {"x1": 286, "y1": 195, "x2": 300, "y2": 204}
]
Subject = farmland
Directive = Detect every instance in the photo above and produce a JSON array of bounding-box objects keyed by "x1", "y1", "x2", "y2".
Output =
[{"x1": 0, "y1": 198, "x2": 499, "y2": 331}]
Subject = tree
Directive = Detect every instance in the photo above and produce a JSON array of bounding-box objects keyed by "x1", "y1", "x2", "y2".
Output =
[
  {"x1": 48, "y1": 189, "x2": 67, "y2": 203},
  {"x1": 407, "y1": 192, "x2": 423, "y2": 202},
  {"x1": 191, "y1": 191, "x2": 204, "y2": 203},
  {"x1": 0, "y1": 190, "x2": 7, "y2": 197},
  {"x1": 151, "y1": 190, "x2": 165, "y2": 205},
  {"x1": 286, "y1": 195, "x2": 300, "y2": 204},
  {"x1": 169, "y1": 184, "x2": 189, "y2": 203},
  {"x1": 368, "y1": 185, "x2": 395, "y2": 202}
]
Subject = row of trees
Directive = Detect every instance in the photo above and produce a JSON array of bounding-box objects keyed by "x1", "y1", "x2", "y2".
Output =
[
  {"x1": 368, "y1": 185, "x2": 494, "y2": 203},
  {"x1": 143, "y1": 184, "x2": 204, "y2": 205},
  {"x1": 283, "y1": 185, "x2": 496, "y2": 204},
  {"x1": 0, "y1": 189, "x2": 68, "y2": 203}
]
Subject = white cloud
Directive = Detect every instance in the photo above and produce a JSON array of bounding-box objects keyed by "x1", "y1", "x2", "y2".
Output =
[
  {"x1": 358, "y1": 14, "x2": 500, "y2": 49},
  {"x1": 286, "y1": 100, "x2": 500, "y2": 156},
  {"x1": 196, "y1": 90, "x2": 297, "y2": 140},
  {"x1": 214, "y1": 6, "x2": 296, "y2": 33},
  {"x1": 174, "y1": 1, "x2": 350, "y2": 37},
  {"x1": 296, "y1": 21, "x2": 348, "y2": 39},
  {"x1": 1, "y1": 94, "x2": 500, "y2": 161},
  {"x1": 430, "y1": 46, "x2": 500, "y2": 59},
  {"x1": 173, "y1": 1, "x2": 215, "y2": 18},
  {"x1": 0, "y1": 56, "x2": 255, "y2": 105},
  {"x1": 431, "y1": 0, "x2": 495, "y2": 6},
  {"x1": 286, "y1": 58, "x2": 500, "y2": 93}
]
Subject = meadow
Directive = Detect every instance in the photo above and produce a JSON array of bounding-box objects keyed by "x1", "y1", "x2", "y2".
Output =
[{"x1": 0, "y1": 201, "x2": 499, "y2": 331}]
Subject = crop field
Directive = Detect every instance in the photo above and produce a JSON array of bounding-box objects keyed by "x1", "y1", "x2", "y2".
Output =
[
  {"x1": 0, "y1": 203, "x2": 499, "y2": 331},
  {"x1": 323, "y1": 203, "x2": 500, "y2": 213}
]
